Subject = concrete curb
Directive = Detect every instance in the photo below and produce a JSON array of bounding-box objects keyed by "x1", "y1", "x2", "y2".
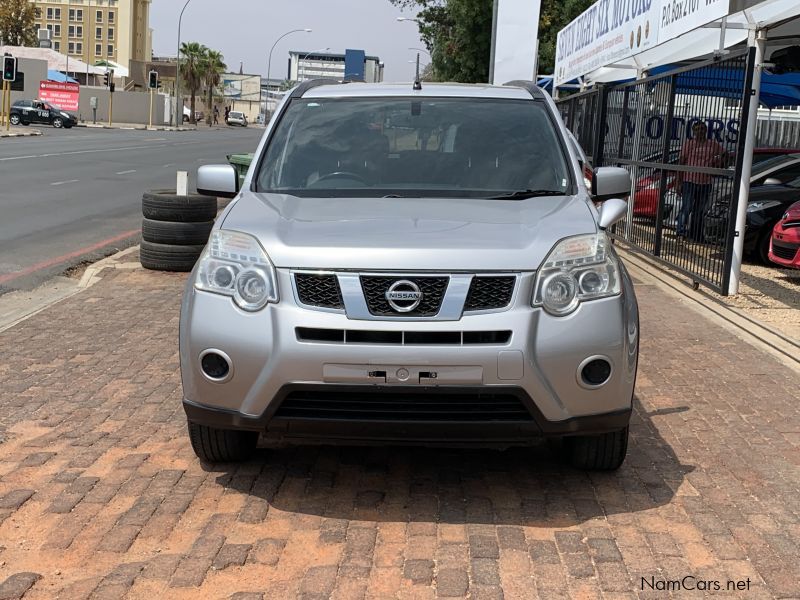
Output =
[
  {"x1": 76, "y1": 123, "x2": 197, "y2": 131},
  {"x1": 618, "y1": 245, "x2": 800, "y2": 373},
  {"x1": 0, "y1": 246, "x2": 140, "y2": 334},
  {"x1": 0, "y1": 129, "x2": 43, "y2": 138}
]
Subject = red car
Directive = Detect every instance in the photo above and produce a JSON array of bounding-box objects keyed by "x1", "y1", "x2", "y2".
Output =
[
  {"x1": 769, "y1": 200, "x2": 800, "y2": 268},
  {"x1": 633, "y1": 148, "x2": 800, "y2": 219}
]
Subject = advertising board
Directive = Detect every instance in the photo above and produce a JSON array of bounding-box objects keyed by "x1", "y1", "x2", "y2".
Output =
[{"x1": 39, "y1": 81, "x2": 79, "y2": 111}]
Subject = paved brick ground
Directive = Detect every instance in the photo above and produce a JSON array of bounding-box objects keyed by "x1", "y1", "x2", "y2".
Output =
[{"x1": 0, "y1": 259, "x2": 798, "y2": 599}]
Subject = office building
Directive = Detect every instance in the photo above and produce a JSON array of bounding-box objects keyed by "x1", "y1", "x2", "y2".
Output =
[
  {"x1": 29, "y1": 0, "x2": 151, "y2": 72},
  {"x1": 288, "y1": 49, "x2": 383, "y2": 83}
]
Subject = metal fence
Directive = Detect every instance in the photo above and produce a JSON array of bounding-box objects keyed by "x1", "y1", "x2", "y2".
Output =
[
  {"x1": 756, "y1": 117, "x2": 800, "y2": 148},
  {"x1": 557, "y1": 88, "x2": 604, "y2": 166},
  {"x1": 558, "y1": 49, "x2": 757, "y2": 295}
]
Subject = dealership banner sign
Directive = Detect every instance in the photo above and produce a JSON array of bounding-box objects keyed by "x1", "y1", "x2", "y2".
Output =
[
  {"x1": 39, "y1": 81, "x2": 80, "y2": 111},
  {"x1": 658, "y1": 0, "x2": 729, "y2": 46},
  {"x1": 555, "y1": 0, "x2": 661, "y2": 85},
  {"x1": 555, "y1": 0, "x2": 732, "y2": 85}
]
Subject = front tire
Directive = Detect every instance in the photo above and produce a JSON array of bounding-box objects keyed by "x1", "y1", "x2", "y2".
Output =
[
  {"x1": 9, "y1": 114, "x2": 20, "y2": 126},
  {"x1": 188, "y1": 421, "x2": 258, "y2": 462},
  {"x1": 565, "y1": 426, "x2": 629, "y2": 470},
  {"x1": 757, "y1": 229, "x2": 774, "y2": 265}
]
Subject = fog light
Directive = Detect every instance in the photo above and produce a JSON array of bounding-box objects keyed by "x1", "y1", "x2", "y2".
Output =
[
  {"x1": 200, "y1": 351, "x2": 231, "y2": 381},
  {"x1": 580, "y1": 358, "x2": 612, "y2": 387}
]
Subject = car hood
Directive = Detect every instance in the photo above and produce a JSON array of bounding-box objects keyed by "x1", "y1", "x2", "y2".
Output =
[{"x1": 221, "y1": 191, "x2": 599, "y2": 270}]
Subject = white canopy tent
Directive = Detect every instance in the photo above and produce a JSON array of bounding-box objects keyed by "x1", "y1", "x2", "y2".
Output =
[
  {"x1": 0, "y1": 46, "x2": 107, "y2": 76},
  {"x1": 581, "y1": 0, "x2": 800, "y2": 86}
]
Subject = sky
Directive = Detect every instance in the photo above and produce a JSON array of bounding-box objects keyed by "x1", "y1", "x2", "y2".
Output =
[{"x1": 149, "y1": 0, "x2": 426, "y2": 82}]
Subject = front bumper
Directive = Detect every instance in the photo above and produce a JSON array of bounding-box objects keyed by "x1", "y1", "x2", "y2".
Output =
[
  {"x1": 770, "y1": 224, "x2": 800, "y2": 268},
  {"x1": 180, "y1": 267, "x2": 639, "y2": 441}
]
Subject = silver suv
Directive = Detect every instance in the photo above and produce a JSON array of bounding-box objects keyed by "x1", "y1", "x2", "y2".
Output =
[{"x1": 183, "y1": 80, "x2": 639, "y2": 470}]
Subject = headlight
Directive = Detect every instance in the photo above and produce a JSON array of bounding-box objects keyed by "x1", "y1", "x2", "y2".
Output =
[
  {"x1": 533, "y1": 234, "x2": 621, "y2": 316},
  {"x1": 61, "y1": 112, "x2": 70, "y2": 118},
  {"x1": 747, "y1": 200, "x2": 781, "y2": 213},
  {"x1": 195, "y1": 230, "x2": 278, "y2": 311}
]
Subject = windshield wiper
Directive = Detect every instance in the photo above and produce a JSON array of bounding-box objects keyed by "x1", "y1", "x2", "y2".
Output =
[{"x1": 485, "y1": 189, "x2": 566, "y2": 200}]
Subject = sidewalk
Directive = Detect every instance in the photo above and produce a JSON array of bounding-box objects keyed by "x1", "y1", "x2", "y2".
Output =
[
  {"x1": 0, "y1": 127, "x2": 42, "y2": 138},
  {"x1": 76, "y1": 123, "x2": 197, "y2": 132},
  {"x1": 0, "y1": 251, "x2": 798, "y2": 598}
]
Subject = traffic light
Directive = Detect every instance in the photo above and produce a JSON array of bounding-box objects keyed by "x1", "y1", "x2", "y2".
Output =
[
  {"x1": 2, "y1": 55, "x2": 17, "y2": 82},
  {"x1": 109, "y1": 82, "x2": 115, "y2": 93},
  {"x1": 103, "y1": 71, "x2": 109, "y2": 87},
  {"x1": 148, "y1": 70, "x2": 158, "y2": 90}
]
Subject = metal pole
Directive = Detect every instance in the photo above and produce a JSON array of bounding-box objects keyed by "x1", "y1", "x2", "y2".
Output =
[
  {"x1": 108, "y1": 88, "x2": 113, "y2": 127},
  {"x1": 5, "y1": 82, "x2": 10, "y2": 131},
  {"x1": 626, "y1": 68, "x2": 646, "y2": 233},
  {"x1": 2, "y1": 81, "x2": 7, "y2": 128},
  {"x1": 267, "y1": 29, "x2": 311, "y2": 119},
  {"x1": 86, "y1": 0, "x2": 91, "y2": 84},
  {"x1": 66, "y1": 0, "x2": 70, "y2": 76},
  {"x1": 175, "y1": 0, "x2": 192, "y2": 127},
  {"x1": 488, "y1": 0, "x2": 499, "y2": 84},
  {"x1": 149, "y1": 88, "x2": 153, "y2": 128},
  {"x1": 727, "y1": 30, "x2": 764, "y2": 295}
]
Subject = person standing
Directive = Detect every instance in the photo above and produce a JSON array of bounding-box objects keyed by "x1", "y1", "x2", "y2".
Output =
[
  {"x1": 213, "y1": 105, "x2": 220, "y2": 125},
  {"x1": 675, "y1": 122, "x2": 726, "y2": 241}
]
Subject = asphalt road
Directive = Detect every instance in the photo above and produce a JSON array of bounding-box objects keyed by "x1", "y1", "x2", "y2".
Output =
[{"x1": 0, "y1": 125, "x2": 263, "y2": 294}]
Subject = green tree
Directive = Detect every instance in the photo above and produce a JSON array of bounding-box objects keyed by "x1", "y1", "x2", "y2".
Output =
[
  {"x1": 0, "y1": 0, "x2": 37, "y2": 47},
  {"x1": 538, "y1": 0, "x2": 593, "y2": 73},
  {"x1": 202, "y1": 49, "x2": 226, "y2": 122},
  {"x1": 180, "y1": 41, "x2": 207, "y2": 124},
  {"x1": 389, "y1": 0, "x2": 593, "y2": 80}
]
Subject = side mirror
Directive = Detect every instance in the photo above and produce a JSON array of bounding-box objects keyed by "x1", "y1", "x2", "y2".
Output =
[
  {"x1": 592, "y1": 166, "x2": 631, "y2": 201},
  {"x1": 597, "y1": 197, "x2": 629, "y2": 230},
  {"x1": 763, "y1": 177, "x2": 782, "y2": 186},
  {"x1": 197, "y1": 164, "x2": 239, "y2": 199}
]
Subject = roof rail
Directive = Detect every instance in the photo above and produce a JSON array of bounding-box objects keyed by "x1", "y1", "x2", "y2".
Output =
[
  {"x1": 503, "y1": 80, "x2": 545, "y2": 100},
  {"x1": 289, "y1": 78, "x2": 343, "y2": 99}
]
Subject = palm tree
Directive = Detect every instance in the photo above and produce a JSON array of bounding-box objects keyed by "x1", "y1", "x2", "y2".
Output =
[
  {"x1": 203, "y1": 49, "x2": 226, "y2": 124},
  {"x1": 180, "y1": 41, "x2": 207, "y2": 124}
]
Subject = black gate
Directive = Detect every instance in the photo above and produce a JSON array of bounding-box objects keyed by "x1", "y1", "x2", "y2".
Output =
[
  {"x1": 557, "y1": 87, "x2": 606, "y2": 167},
  {"x1": 558, "y1": 49, "x2": 757, "y2": 295}
]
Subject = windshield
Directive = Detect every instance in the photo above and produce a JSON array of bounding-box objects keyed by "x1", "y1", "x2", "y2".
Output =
[{"x1": 255, "y1": 97, "x2": 572, "y2": 198}]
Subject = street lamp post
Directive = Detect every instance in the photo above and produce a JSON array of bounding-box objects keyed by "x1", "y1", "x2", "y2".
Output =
[
  {"x1": 300, "y1": 47, "x2": 330, "y2": 81},
  {"x1": 266, "y1": 28, "x2": 311, "y2": 119},
  {"x1": 174, "y1": 0, "x2": 193, "y2": 127}
]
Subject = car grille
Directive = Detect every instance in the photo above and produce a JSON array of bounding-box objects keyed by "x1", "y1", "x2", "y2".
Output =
[
  {"x1": 464, "y1": 276, "x2": 516, "y2": 311},
  {"x1": 296, "y1": 327, "x2": 511, "y2": 345},
  {"x1": 772, "y1": 241, "x2": 799, "y2": 261},
  {"x1": 360, "y1": 276, "x2": 448, "y2": 316},
  {"x1": 274, "y1": 390, "x2": 533, "y2": 422},
  {"x1": 295, "y1": 273, "x2": 343, "y2": 309}
]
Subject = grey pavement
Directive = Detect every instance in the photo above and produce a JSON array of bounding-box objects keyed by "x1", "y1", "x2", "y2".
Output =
[{"x1": 0, "y1": 126, "x2": 262, "y2": 294}]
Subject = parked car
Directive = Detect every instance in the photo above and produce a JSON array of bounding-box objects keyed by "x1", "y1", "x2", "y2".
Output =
[
  {"x1": 9, "y1": 99, "x2": 76, "y2": 128},
  {"x1": 566, "y1": 130, "x2": 592, "y2": 192},
  {"x1": 769, "y1": 200, "x2": 800, "y2": 268},
  {"x1": 703, "y1": 154, "x2": 800, "y2": 262},
  {"x1": 182, "y1": 80, "x2": 639, "y2": 471},
  {"x1": 226, "y1": 111, "x2": 247, "y2": 127},
  {"x1": 633, "y1": 147, "x2": 800, "y2": 221},
  {"x1": 182, "y1": 107, "x2": 204, "y2": 123}
]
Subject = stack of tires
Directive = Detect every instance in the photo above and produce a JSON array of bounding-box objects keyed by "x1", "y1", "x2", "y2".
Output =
[{"x1": 140, "y1": 190, "x2": 217, "y2": 272}]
